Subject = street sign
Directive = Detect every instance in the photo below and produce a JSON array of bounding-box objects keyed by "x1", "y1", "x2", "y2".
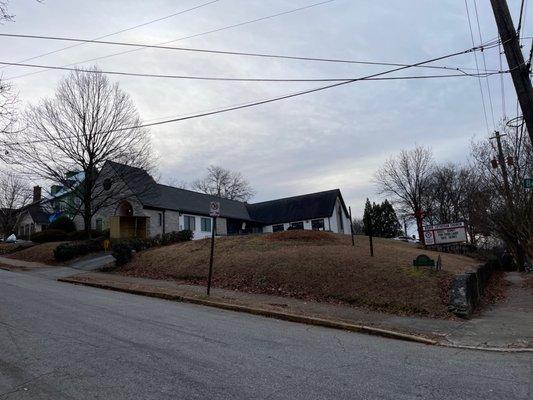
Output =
[
  {"x1": 423, "y1": 222, "x2": 467, "y2": 245},
  {"x1": 209, "y1": 201, "x2": 220, "y2": 217},
  {"x1": 524, "y1": 178, "x2": 533, "y2": 189}
]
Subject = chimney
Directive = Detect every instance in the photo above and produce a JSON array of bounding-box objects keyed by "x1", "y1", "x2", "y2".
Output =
[{"x1": 33, "y1": 186, "x2": 42, "y2": 203}]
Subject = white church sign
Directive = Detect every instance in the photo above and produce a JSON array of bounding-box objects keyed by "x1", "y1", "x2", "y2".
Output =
[{"x1": 423, "y1": 222, "x2": 467, "y2": 245}]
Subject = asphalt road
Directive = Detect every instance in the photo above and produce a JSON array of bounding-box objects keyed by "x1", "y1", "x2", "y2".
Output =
[{"x1": 0, "y1": 268, "x2": 531, "y2": 400}]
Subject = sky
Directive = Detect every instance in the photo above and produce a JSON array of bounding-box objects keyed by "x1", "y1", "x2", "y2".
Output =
[{"x1": 0, "y1": 0, "x2": 529, "y2": 217}]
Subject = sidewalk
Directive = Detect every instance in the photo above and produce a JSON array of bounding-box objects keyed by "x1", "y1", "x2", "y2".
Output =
[{"x1": 57, "y1": 270, "x2": 533, "y2": 351}]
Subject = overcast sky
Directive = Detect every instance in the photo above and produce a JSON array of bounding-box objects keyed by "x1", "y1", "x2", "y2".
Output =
[{"x1": 1, "y1": 0, "x2": 528, "y2": 216}]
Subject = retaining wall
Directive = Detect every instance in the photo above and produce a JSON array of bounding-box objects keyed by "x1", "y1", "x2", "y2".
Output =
[{"x1": 448, "y1": 260, "x2": 497, "y2": 318}]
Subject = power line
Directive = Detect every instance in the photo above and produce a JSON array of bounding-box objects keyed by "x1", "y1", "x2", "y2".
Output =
[
  {"x1": 464, "y1": 0, "x2": 491, "y2": 133},
  {"x1": 0, "y1": 32, "x2": 501, "y2": 78},
  {"x1": 1, "y1": 43, "x2": 493, "y2": 146},
  {"x1": 473, "y1": 0, "x2": 496, "y2": 129},
  {"x1": 499, "y1": 40, "x2": 506, "y2": 119},
  {"x1": 0, "y1": 60, "x2": 506, "y2": 83},
  {"x1": 0, "y1": 0, "x2": 220, "y2": 72},
  {"x1": 5, "y1": 0, "x2": 336, "y2": 81}
]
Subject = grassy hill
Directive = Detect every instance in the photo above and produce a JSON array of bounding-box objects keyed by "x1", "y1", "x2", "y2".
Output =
[{"x1": 117, "y1": 230, "x2": 480, "y2": 318}]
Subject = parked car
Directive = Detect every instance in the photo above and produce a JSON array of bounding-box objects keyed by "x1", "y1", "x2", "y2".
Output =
[{"x1": 392, "y1": 235, "x2": 420, "y2": 244}]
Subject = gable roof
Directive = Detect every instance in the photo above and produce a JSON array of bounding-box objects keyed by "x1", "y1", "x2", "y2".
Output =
[
  {"x1": 246, "y1": 189, "x2": 347, "y2": 225},
  {"x1": 107, "y1": 161, "x2": 251, "y2": 220},
  {"x1": 108, "y1": 161, "x2": 348, "y2": 224},
  {"x1": 144, "y1": 184, "x2": 252, "y2": 220},
  {"x1": 24, "y1": 205, "x2": 52, "y2": 224}
]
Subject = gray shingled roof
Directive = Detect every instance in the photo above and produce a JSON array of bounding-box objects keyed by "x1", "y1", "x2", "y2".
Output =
[
  {"x1": 144, "y1": 184, "x2": 251, "y2": 220},
  {"x1": 28, "y1": 206, "x2": 52, "y2": 224},
  {"x1": 107, "y1": 161, "x2": 251, "y2": 220},
  {"x1": 108, "y1": 161, "x2": 346, "y2": 224},
  {"x1": 246, "y1": 189, "x2": 347, "y2": 225}
]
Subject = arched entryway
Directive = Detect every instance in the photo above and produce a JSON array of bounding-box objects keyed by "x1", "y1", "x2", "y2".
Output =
[
  {"x1": 117, "y1": 200, "x2": 134, "y2": 216},
  {"x1": 109, "y1": 200, "x2": 148, "y2": 239}
]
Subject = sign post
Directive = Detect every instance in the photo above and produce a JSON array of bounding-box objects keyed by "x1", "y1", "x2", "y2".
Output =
[
  {"x1": 368, "y1": 215, "x2": 374, "y2": 257},
  {"x1": 206, "y1": 201, "x2": 220, "y2": 296},
  {"x1": 349, "y1": 206, "x2": 355, "y2": 247}
]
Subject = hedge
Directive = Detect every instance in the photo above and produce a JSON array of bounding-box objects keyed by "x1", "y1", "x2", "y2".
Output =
[
  {"x1": 111, "y1": 229, "x2": 193, "y2": 266},
  {"x1": 54, "y1": 238, "x2": 104, "y2": 262},
  {"x1": 112, "y1": 242, "x2": 133, "y2": 266}
]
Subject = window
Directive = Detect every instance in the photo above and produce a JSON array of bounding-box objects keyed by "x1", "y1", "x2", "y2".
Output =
[
  {"x1": 338, "y1": 206, "x2": 344, "y2": 230},
  {"x1": 103, "y1": 178, "x2": 112, "y2": 191},
  {"x1": 289, "y1": 221, "x2": 304, "y2": 230},
  {"x1": 96, "y1": 219, "x2": 103, "y2": 231},
  {"x1": 311, "y1": 219, "x2": 325, "y2": 230},
  {"x1": 201, "y1": 217, "x2": 211, "y2": 232},
  {"x1": 184, "y1": 215, "x2": 196, "y2": 231},
  {"x1": 158, "y1": 213, "x2": 162, "y2": 226},
  {"x1": 272, "y1": 224, "x2": 284, "y2": 232}
]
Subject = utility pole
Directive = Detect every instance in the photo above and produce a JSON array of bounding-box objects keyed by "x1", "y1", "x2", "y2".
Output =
[
  {"x1": 490, "y1": 0, "x2": 533, "y2": 144},
  {"x1": 490, "y1": 131, "x2": 512, "y2": 204}
]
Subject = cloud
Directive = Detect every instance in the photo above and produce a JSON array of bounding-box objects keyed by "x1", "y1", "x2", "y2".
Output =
[{"x1": 2, "y1": 0, "x2": 517, "y2": 217}]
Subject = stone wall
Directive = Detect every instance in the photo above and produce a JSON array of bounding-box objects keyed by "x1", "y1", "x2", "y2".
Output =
[{"x1": 448, "y1": 260, "x2": 497, "y2": 318}]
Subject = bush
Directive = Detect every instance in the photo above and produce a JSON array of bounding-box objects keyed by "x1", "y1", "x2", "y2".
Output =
[
  {"x1": 53, "y1": 238, "x2": 104, "y2": 262},
  {"x1": 67, "y1": 229, "x2": 105, "y2": 241},
  {"x1": 112, "y1": 242, "x2": 133, "y2": 266},
  {"x1": 48, "y1": 216, "x2": 76, "y2": 233},
  {"x1": 109, "y1": 230, "x2": 193, "y2": 265},
  {"x1": 31, "y1": 229, "x2": 68, "y2": 243}
]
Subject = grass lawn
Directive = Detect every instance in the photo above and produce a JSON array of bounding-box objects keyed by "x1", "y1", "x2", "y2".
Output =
[
  {"x1": 6, "y1": 242, "x2": 67, "y2": 265},
  {"x1": 117, "y1": 230, "x2": 480, "y2": 318}
]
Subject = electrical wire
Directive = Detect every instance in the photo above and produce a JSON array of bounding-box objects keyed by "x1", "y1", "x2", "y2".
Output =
[
  {"x1": 1, "y1": 42, "x2": 493, "y2": 146},
  {"x1": 498, "y1": 40, "x2": 506, "y2": 119},
  {"x1": 5, "y1": 0, "x2": 336, "y2": 80},
  {"x1": 473, "y1": 0, "x2": 496, "y2": 129},
  {"x1": 0, "y1": 32, "x2": 501, "y2": 78},
  {"x1": 0, "y1": 60, "x2": 507, "y2": 82},
  {"x1": 0, "y1": 0, "x2": 220, "y2": 72},
  {"x1": 464, "y1": 0, "x2": 491, "y2": 134}
]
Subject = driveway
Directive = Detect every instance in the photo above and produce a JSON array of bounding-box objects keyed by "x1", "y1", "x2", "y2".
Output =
[{"x1": 0, "y1": 268, "x2": 531, "y2": 400}]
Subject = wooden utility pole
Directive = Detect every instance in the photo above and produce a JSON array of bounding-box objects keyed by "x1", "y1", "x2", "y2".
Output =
[
  {"x1": 490, "y1": 0, "x2": 533, "y2": 144},
  {"x1": 490, "y1": 131, "x2": 512, "y2": 203}
]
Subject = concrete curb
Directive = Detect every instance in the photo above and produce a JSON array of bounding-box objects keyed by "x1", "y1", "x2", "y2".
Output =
[
  {"x1": 58, "y1": 277, "x2": 533, "y2": 352},
  {"x1": 57, "y1": 277, "x2": 438, "y2": 346},
  {"x1": 440, "y1": 343, "x2": 533, "y2": 353}
]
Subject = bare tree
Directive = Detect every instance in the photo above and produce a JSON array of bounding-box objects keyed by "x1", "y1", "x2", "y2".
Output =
[
  {"x1": 0, "y1": 78, "x2": 17, "y2": 138},
  {"x1": 0, "y1": 172, "x2": 31, "y2": 237},
  {"x1": 0, "y1": 0, "x2": 42, "y2": 23},
  {"x1": 0, "y1": 1, "x2": 14, "y2": 22},
  {"x1": 375, "y1": 146, "x2": 434, "y2": 242},
  {"x1": 425, "y1": 164, "x2": 491, "y2": 244},
  {"x1": 164, "y1": 177, "x2": 189, "y2": 189},
  {"x1": 5, "y1": 68, "x2": 153, "y2": 234},
  {"x1": 471, "y1": 123, "x2": 532, "y2": 266},
  {"x1": 192, "y1": 165, "x2": 254, "y2": 201}
]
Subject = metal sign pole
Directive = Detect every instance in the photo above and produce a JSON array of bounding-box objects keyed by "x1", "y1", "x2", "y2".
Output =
[{"x1": 207, "y1": 216, "x2": 216, "y2": 296}]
